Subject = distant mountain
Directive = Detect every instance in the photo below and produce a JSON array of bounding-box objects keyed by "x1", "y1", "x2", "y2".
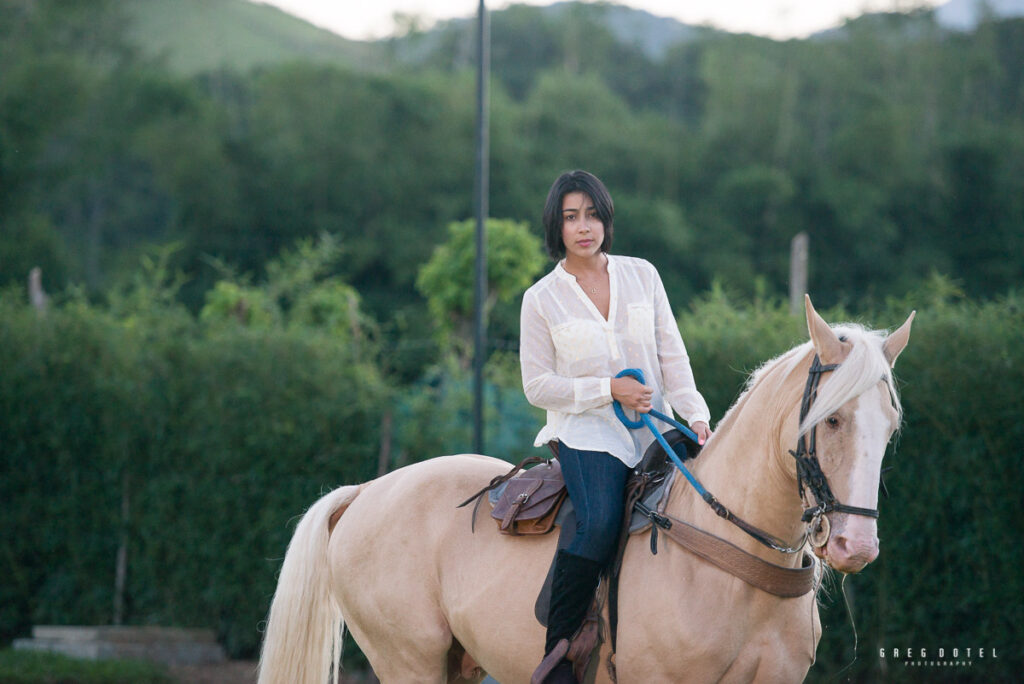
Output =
[
  {"x1": 121, "y1": 0, "x2": 710, "y2": 76},
  {"x1": 121, "y1": 0, "x2": 1024, "y2": 78},
  {"x1": 389, "y1": 1, "x2": 715, "y2": 68},
  {"x1": 124, "y1": 0, "x2": 383, "y2": 74},
  {"x1": 935, "y1": 0, "x2": 1024, "y2": 29},
  {"x1": 813, "y1": 0, "x2": 1024, "y2": 39},
  {"x1": 546, "y1": 2, "x2": 706, "y2": 59}
]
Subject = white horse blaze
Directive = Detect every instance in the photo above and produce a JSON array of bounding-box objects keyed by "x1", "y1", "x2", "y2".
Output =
[{"x1": 825, "y1": 388, "x2": 894, "y2": 571}]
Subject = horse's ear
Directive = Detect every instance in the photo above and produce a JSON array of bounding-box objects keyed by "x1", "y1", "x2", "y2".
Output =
[
  {"x1": 883, "y1": 310, "x2": 916, "y2": 367},
  {"x1": 805, "y1": 294, "x2": 846, "y2": 364}
]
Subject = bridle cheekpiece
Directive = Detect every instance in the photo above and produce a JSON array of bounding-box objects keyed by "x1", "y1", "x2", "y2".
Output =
[{"x1": 789, "y1": 354, "x2": 880, "y2": 547}]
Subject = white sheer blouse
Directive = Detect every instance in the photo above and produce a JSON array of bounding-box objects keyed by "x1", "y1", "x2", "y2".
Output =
[{"x1": 520, "y1": 255, "x2": 711, "y2": 467}]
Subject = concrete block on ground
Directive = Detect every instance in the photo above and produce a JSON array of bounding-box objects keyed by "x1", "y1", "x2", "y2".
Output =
[{"x1": 12, "y1": 625, "x2": 227, "y2": 666}]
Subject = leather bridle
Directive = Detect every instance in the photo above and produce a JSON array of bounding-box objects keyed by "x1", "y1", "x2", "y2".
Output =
[
  {"x1": 624, "y1": 352, "x2": 887, "y2": 556},
  {"x1": 789, "y1": 355, "x2": 880, "y2": 547}
]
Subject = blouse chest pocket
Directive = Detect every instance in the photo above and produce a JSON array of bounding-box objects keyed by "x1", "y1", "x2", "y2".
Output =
[
  {"x1": 550, "y1": 319, "x2": 605, "y2": 373},
  {"x1": 627, "y1": 303, "x2": 655, "y2": 341}
]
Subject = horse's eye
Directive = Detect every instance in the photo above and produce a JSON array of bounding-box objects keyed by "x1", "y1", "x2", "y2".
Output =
[{"x1": 826, "y1": 415, "x2": 840, "y2": 428}]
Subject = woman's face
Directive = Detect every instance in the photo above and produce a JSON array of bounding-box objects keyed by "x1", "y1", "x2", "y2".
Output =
[{"x1": 560, "y1": 192, "x2": 604, "y2": 261}]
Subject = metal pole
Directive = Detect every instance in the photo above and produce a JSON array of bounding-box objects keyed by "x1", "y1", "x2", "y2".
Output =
[
  {"x1": 473, "y1": 0, "x2": 490, "y2": 454},
  {"x1": 789, "y1": 231, "x2": 808, "y2": 315}
]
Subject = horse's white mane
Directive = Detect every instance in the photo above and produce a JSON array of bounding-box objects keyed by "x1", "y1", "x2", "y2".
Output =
[{"x1": 740, "y1": 323, "x2": 902, "y2": 436}]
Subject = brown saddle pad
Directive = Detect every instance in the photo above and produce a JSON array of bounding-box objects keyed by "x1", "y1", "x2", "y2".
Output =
[{"x1": 489, "y1": 459, "x2": 567, "y2": 535}]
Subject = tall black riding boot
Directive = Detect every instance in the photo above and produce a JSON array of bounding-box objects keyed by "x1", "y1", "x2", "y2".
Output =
[{"x1": 531, "y1": 549, "x2": 604, "y2": 684}]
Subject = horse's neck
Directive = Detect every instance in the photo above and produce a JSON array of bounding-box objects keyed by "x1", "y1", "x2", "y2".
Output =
[{"x1": 670, "y1": 371, "x2": 807, "y2": 564}]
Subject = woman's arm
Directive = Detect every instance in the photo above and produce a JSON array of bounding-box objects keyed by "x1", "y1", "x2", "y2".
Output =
[
  {"x1": 650, "y1": 266, "x2": 712, "y2": 429},
  {"x1": 520, "y1": 290, "x2": 616, "y2": 414}
]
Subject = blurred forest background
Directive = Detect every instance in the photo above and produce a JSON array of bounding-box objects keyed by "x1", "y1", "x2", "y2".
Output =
[{"x1": 1, "y1": 0, "x2": 1021, "y2": 681}]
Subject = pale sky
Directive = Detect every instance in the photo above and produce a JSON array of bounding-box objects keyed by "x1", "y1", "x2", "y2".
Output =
[{"x1": 255, "y1": 0, "x2": 944, "y2": 41}]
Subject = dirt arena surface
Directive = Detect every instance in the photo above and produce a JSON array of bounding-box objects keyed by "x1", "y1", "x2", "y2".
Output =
[
  {"x1": 169, "y1": 660, "x2": 380, "y2": 683},
  {"x1": 169, "y1": 661, "x2": 258, "y2": 684}
]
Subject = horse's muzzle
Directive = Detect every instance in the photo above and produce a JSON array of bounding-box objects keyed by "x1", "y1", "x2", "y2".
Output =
[{"x1": 820, "y1": 514, "x2": 879, "y2": 573}]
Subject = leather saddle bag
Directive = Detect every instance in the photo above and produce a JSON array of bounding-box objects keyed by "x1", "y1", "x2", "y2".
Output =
[{"x1": 490, "y1": 459, "x2": 567, "y2": 536}]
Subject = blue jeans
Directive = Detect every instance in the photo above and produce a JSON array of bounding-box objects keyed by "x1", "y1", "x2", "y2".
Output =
[{"x1": 557, "y1": 442, "x2": 631, "y2": 564}]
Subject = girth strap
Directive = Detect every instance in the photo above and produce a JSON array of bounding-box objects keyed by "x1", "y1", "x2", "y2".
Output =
[{"x1": 655, "y1": 514, "x2": 816, "y2": 598}]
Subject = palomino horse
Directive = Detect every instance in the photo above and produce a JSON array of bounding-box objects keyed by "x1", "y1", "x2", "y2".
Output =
[{"x1": 258, "y1": 297, "x2": 914, "y2": 683}]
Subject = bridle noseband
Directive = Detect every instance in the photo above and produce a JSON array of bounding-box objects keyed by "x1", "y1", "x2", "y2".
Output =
[{"x1": 789, "y1": 355, "x2": 880, "y2": 540}]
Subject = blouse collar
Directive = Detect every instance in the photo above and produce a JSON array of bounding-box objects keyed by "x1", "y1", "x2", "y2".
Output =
[{"x1": 555, "y1": 253, "x2": 616, "y2": 280}]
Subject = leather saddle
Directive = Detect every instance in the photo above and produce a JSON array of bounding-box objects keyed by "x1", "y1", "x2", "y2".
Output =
[
  {"x1": 457, "y1": 432, "x2": 700, "y2": 684},
  {"x1": 459, "y1": 430, "x2": 701, "y2": 622},
  {"x1": 530, "y1": 429, "x2": 699, "y2": 624},
  {"x1": 478, "y1": 428, "x2": 699, "y2": 535},
  {"x1": 489, "y1": 458, "x2": 567, "y2": 535}
]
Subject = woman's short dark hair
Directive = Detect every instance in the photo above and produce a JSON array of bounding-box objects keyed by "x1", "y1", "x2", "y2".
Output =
[{"x1": 542, "y1": 170, "x2": 614, "y2": 260}]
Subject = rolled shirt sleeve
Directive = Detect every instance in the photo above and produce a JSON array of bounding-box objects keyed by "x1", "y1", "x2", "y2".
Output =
[
  {"x1": 520, "y1": 289, "x2": 613, "y2": 414},
  {"x1": 651, "y1": 267, "x2": 711, "y2": 426}
]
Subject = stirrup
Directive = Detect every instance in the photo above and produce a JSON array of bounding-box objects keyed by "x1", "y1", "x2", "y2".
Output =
[{"x1": 530, "y1": 638, "x2": 570, "y2": 684}]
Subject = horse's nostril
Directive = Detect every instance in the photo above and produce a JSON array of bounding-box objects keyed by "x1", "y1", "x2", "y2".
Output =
[{"x1": 829, "y1": 533, "x2": 879, "y2": 567}]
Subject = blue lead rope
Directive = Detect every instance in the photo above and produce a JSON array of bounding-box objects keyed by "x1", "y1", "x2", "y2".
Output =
[
  {"x1": 613, "y1": 369, "x2": 814, "y2": 556},
  {"x1": 612, "y1": 368, "x2": 710, "y2": 500}
]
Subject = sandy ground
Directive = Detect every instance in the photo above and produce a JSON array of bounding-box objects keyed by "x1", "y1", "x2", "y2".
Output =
[
  {"x1": 169, "y1": 661, "x2": 258, "y2": 684},
  {"x1": 168, "y1": 661, "x2": 381, "y2": 684}
]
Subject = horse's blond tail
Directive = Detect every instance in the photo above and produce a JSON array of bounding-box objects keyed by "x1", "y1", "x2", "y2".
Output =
[{"x1": 258, "y1": 484, "x2": 361, "y2": 684}]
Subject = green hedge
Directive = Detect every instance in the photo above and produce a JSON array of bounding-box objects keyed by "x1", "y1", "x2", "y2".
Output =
[
  {"x1": 824, "y1": 294, "x2": 1022, "y2": 683},
  {"x1": 2, "y1": 287, "x2": 1020, "y2": 681},
  {"x1": 0, "y1": 294, "x2": 385, "y2": 657}
]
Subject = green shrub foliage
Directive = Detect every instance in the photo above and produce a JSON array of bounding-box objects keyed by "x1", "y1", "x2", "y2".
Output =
[{"x1": 0, "y1": 278, "x2": 385, "y2": 657}]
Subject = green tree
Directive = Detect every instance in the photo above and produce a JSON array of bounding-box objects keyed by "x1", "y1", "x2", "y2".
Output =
[
  {"x1": 199, "y1": 234, "x2": 372, "y2": 346},
  {"x1": 0, "y1": 0, "x2": 130, "y2": 289},
  {"x1": 417, "y1": 218, "x2": 545, "y2": 363}
]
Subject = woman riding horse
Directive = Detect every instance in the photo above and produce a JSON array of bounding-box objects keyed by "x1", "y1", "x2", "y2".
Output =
[
  {"x1": 256, "y1": 217, "x2": 915, "y2": 684},
  {"x1": 520, "y1": 170, "x2": 712, "y2": 683}
]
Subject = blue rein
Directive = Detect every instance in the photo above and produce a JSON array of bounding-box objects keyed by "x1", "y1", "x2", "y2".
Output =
[
  {"x1": 612, "y1": 368, "x2": 710, "y2": 500},
  {"x1": 612, "y1": 368, "x2": 816, "y2": 556}
]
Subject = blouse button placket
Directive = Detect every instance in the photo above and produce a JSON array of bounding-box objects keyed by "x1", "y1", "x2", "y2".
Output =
[{"x1": 606, "y1": 327, "x2": 621, "y2": 361}]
